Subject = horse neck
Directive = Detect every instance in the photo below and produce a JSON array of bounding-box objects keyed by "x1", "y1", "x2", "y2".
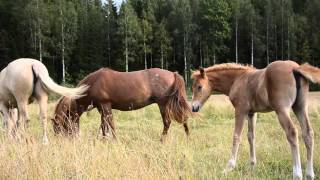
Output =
[{"x1": 207, "y1": 69, "x2": 249, "y2": 95}]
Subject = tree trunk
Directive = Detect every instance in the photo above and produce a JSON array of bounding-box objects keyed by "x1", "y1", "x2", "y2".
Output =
[
  {"x1": 161, "y1": 42, "x2": 164, "y2": 69},
  {"x1": 287, "y1": 14, "x2": 290, "y2": 59},
  {"x1": 251, "y1": 18, "x2": 254, "y2": 66},
  {"x1": 275, "y1": 24, "x2": 278, "y2": 60},
  {"x1": 183, "y1": 35, "x2": 187, "y2": 85},
  {"x1": 60, "y1": 0, "x2": 65, "y2": 84},
  {"x1": 173, "y1": 40, "x2": 176, "y2": 64},
  {"x1": 281, "y1": 0, "x2": 284, "y2": 60},
  {"x1": 107, "y1": 6, "x2": 111, "y2": 67},
  {"x1": 150, "y1": 52, "x2": 153, "y2": 68},
  {"x1": 213, "y1": 49, "x2": 216, "y2": 65},
  {"x1": 143, "y1": 27, "x2": 147, "y2": 69},
  {"x1": 235, "y1": 14, "x2": 238, "y2": 63},
  {"x1": 37, "y1": 0, "x2": 42, "y2": 62},
  {"x1": 125, "y1": 9, "x2": 128, "y2": 72},
  {"x1": 199, "y1": 39, "x2": 203, "y2": 67},
  {"x1": 266, "y1": 18, "x2": 269, "y2": 64}
]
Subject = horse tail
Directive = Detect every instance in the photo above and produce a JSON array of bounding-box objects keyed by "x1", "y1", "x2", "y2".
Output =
[
  {"x1": 32, "y1": 64, "x2": 88, "y2": 99},
  {"x1": 294, "y1": 63, "x2": 320, "y2": 84},
  {"x1": 163, "y1": 72, "x2": 193, "y2": 123}
]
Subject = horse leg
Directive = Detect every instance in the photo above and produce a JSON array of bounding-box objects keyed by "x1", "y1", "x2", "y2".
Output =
[
  {"x1": 276, "y1": 108, "x2": 302, "y2": 180},
  {"x1": 293, "y1": 106, "x2": 314, "y2": 179},
  {"x1": 0, "y1": 104, "x2": 15, "y2": 138},
  {"x1": 183, "y1": 122, "x2": 190, "y2": 137},
  {"x1": 35, "y1": 86, "x2": 49, "y2": 144},
  {"x1": 98, "y1": 103, "x2": 115, "y2": 139},
  {"x1": 16, "y1": 98, "x2": 29, "y2": 131},
  {"x1": 224, "y1": 110, "x2": 246, "y2": 173},
  {"x1": 158, "y1": 104, "x2": 171, "y2": 142},
  {"x1": 247, "y1": 112, "x2": 257, "y2": 166}
]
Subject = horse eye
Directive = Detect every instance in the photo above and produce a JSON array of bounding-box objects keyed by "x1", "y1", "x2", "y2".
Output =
[{"x1": 198, "y1": 86, "x2": 202, "y2": 91}]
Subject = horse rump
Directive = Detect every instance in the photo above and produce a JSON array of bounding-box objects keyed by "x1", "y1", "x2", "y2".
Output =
[
  {"x1": 31, "y1": 64, "x2": 89, "y2": 99},
  {"x1": 163, "y1": 73, "x2": 192, "y2": 123}
]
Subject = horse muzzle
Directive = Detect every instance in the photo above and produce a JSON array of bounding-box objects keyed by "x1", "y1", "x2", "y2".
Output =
[{"x1": 192, "y1": 101, "x2": 201, "y2": 112}]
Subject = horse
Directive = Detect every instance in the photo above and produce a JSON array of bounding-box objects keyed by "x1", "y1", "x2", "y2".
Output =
[
  {"x1": 51, "y1": 68, "x2": 192, "y2": 141},
  {"x1": 0, "y1": 58, "x2": 88, "y2": 144},
  {"x1": 191, "y1": 60, "x2": 319, "y2": 180}
]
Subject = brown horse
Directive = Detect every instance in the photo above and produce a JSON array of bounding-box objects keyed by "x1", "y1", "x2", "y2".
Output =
[
  {"x1": 191, "y1": 60, "x2": 319, "y2": 180},
  {"x1": 52, "y1": 68, "x2": 192, "y2": 141}
]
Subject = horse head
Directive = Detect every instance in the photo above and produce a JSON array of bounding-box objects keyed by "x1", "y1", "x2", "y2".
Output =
[
  {"x1": 52, "y1": 97, "x2": 79, "y2": 135},
  {"x1": 191, "y1": 67, "x2": 212, "y2": 112}
]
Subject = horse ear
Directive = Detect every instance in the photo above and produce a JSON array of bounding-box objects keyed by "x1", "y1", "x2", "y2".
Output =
[{"x1": 199, "y1": 67, "x2": 205, "y2": 78}]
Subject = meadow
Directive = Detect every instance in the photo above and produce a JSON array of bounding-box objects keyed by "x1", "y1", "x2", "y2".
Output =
[{"x1": 0, "y1": 94, "x2": 319, "y2": 179}]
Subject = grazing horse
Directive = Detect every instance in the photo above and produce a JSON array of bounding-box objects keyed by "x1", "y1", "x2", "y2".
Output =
[
  {"x1": 191, "y1": 60, "x2": 318, "y2": 180},
  {"x1": 52, "y1": 68, "x2": 192, "y2": 141},
  {"x1": 0, "y1": 58, "x2": 88, "y2": 144}
]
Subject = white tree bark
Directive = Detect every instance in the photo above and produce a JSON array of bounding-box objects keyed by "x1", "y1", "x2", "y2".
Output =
[
  {"x1": 199, "y1": 39, "x2": 203, "y2": 67},
  {"x1": 235, "y1": 13, "x2": 238, "y2": 63},
  {"x1": 281, "y1": 0, "x2": 284, "y2": 60},
  {"x1": 287, "y1": 14, "x2": 290, "y2": 59},
  {"x1": 125, "y1": 8, "x2": 128, "y2": 72},
  {"x1": 107, "y1": 3, "x2": 111, "y2": 67},
  {"x1": 161, "y1": 42, "x2": 164, "y2": 69},
  {"x1": 183, "y1": 34, "x2": 187, "y2": 85},
  {"x1": 37, "y1": 0, "x2": 42, "y2": 62},
  {"x1": 144, "y1": 40, "x2": 147, "y2": 69},
  {"x1": 266, "y1": 19, "x2": 269, "y2": 64},
  {"x1": 60, "y1": 0, "x2": 65, "y2": 84},
  {"x1": 251, "y1": 18, "x2": 254, "y2": 66}
]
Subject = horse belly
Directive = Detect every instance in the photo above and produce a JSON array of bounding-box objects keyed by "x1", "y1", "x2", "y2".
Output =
[
  {"x1": 112, "y1": 101, "x2": 153, "y2": 111},
  {"x1": 251, "y1": 101, "x2": 272, "y2": 112},
  {"x1": 251, "y1": 86, "x2": 272, "y2": 112}
]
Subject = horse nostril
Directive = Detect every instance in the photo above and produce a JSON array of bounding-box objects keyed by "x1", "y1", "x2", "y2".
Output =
[{"x1": 192, "y1": 105, "x2": 199, "y2": 112}]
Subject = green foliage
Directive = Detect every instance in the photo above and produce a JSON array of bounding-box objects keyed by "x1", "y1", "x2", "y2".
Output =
[{"x1": 1, "y1": 0, "x2": 320, "y2": 88}]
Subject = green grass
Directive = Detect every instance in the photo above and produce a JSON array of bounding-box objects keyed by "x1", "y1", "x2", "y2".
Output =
[{"x1": 0, "y1": 96, "x2": 319, "y2": 179}]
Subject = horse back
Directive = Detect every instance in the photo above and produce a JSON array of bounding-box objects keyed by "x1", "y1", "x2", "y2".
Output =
[
  {"x1": 77, "y1": 68, "x2": 176, "y2": 110},
  {"x1": 0, "y1": 59, "x2": 40, "y2": 103}
]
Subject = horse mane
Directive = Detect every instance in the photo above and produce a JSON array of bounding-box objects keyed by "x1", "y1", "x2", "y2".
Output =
[
  {"x1": 192, "y1": 63, "x2": 255, "y2": 77},
  {"x1": 53, "y1": 97, "x2": 65, "y2": 114},
  {"x1": 77, "y1": 68, "x2": 111, "y2": 86}
]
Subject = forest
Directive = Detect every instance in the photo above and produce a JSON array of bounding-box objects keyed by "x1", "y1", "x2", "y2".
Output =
[{"x1": 0, "y1": 0, "x2": 319, "y2": 86}]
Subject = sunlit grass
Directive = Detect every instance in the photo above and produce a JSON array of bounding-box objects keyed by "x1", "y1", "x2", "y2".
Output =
[{"x1": 0, "y1": 95, "x2": 319, "y2": 179}]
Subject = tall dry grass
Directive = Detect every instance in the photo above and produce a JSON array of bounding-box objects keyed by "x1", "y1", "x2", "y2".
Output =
[{"x1": 0, "y1": 94, "x2": 319, "y2": 179}]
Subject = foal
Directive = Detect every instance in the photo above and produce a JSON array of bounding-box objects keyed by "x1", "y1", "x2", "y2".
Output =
[
  {"x1": 52, "y1": 68, "x2": 192, "y2": 141},
  {"x1": 0, "y1": 58, "x2": 88, "y2": 144},
  {"x1": 191, "y1": 60, "x2": 317, "y2": 180}
]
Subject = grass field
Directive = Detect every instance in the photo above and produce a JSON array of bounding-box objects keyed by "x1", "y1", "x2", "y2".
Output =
[{"x1": 0, "y1": 93, "x2": 320, "y2": 179}]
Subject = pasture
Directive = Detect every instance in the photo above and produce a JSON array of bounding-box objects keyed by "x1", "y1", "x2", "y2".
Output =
[{"x1": 0, "y1": 93, "x2": 319, "y2": 179}]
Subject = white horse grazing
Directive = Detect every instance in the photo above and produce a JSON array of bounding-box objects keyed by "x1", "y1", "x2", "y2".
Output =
[{"x1": 0, "y1": 58, "x2": 88, "y2": 144}]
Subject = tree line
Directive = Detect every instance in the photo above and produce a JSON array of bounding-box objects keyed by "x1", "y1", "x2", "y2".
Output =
[{"x1": 0, "y1": 0, "x2": 319, "y2": 86}]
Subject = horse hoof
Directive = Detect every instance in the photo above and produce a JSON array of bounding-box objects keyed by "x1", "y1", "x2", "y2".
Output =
[
  {"x1": 223, "y1": 160, "x2": 236, "y2": 174},
  {"x1": 306, "y1": 174, "x2": 315, "y2": 180},
  {"x1": 160, "y1": 136, "x2": 167, "y2": 143},
  {"x1": 293, "y1": 174, "x2": 302, "y2": 180},
  {"x1": 306, "y1": 167, "x2": 315, "y2": 180},
  {"x1": 250, "y1": 159, "x2": 256, "y2": 167},
  {"x1": 43, "y1": 138, "x2": 49, "y2": 145}
]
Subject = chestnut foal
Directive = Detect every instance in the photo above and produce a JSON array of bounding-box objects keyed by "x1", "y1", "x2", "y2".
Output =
[{"x1": 191, "y1": 60, "x2": 318, "y2": 180}]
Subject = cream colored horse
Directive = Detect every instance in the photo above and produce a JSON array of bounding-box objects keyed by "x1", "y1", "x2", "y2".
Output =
[
  {"x1": 0, "y1": 58, "x2": 88, "y2": 144},
  {"x1": 191, "y1": 60, "x2": 318, "y2": 180}
]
